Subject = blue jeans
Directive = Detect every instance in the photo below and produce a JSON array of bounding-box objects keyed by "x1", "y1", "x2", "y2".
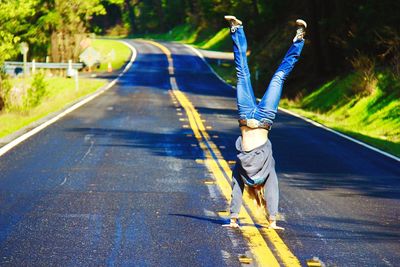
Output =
[{"x1": 232, "y1": 26, "x2": 304, "y2": 125}]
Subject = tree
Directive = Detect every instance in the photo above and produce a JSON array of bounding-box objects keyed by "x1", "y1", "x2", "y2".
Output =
[
  {"x1": 0, "y1": 0, "x2": 38, "y2": 64},
  {"x1": 0, "y1": 0, "x2": 38, "y2": 110},
  {"x1": 37, "y1": 0, "x2": 106, "y2": 62}
]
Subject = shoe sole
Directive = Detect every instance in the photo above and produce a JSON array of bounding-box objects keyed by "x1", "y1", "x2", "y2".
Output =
[
  {"x1": 296, "y1": 19, "x2": 307, "y2": 28},
  {"x1": 224, "y1": 15, "x2": 242, "y2": 26}
]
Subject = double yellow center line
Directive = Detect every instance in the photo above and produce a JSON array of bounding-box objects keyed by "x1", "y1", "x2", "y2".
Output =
[{"x1": 143, "y1": 40, "x2": 301, "y2": 267}]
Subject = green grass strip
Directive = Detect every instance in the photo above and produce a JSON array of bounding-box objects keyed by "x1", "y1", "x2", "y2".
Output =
[
  {"x1": 280, "y1": 74, "x2": 400, "y2": 157},
  {"x1": 131, "y1": 24, "x2": 232, "y2": 52},
  {"x1": 0, "y1": 39, "x2": 132, "y2": 139},
  {"x1": 91, "y1": 39, "x2": 132, "y2": 72},
  {"x1": 0, "y1": 77, "x2": 106, "y2": 138}
]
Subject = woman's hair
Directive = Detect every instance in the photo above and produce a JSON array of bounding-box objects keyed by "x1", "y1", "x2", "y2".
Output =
[{"x1": 245, "y1": 185, "x2": 267, "y2": 218}]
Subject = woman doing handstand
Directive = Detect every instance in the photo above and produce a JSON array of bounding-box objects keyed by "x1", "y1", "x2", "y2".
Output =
[{"x1": 223, "y1": 15, "x2": 306, "y2": 230}]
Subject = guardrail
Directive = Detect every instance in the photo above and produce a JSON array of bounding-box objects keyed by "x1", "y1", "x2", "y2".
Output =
[
  {"x1": 3, "y1": 61, "x2": 84, "y2": 76},
  {"x1": 4, "y1": 61, "x2": 83, "y2": 69}
]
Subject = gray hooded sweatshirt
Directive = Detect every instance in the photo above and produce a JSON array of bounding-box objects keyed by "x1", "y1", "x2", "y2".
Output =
[{"x1": 234, "y1": 136, "x2": 275, "y2": 186}]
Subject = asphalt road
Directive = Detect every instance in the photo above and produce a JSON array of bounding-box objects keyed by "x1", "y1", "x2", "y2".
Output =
[{"x1": 0, "y1": 39, "x2": 399, "y2": 266}]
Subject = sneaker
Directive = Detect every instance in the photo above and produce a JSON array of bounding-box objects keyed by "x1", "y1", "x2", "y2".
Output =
[
  {"x1": 293, "y1": 19, "x2": 307, "y2": 42},
  {"x1": 224, "y1": 15, "x2": 242, "y2": 33}
]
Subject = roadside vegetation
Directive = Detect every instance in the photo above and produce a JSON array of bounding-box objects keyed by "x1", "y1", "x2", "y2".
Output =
[
  {"x1": 0, "y1": 76, "x2": 106, "y2": 138},
  {"x1": 91, "y1": 39, "x2": 132, "y2": 72},
  {"x1": 0, "y1": 38, "x2": 130, "y2": 139},
  {"x1": 132, "y1": 24, "x2": 232, "y2": 51},
  {"x1": 0, "y1": 0, "x2": 132, "y2": 141},
  {"x1": 281, "y1": 73, "x2": 400, "y2": 157}
]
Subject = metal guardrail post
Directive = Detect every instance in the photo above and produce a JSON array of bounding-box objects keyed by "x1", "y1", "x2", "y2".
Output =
[{"x1": 75, "y1": 69, "x2": 79, "y2": 92}]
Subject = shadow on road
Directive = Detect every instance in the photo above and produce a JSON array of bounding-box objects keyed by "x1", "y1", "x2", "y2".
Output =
[{"x1": 290, "y1": 215, "x2": 400, "y2": 241}]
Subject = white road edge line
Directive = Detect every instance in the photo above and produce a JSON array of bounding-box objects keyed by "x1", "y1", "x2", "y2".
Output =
[
  {"x1": 184, "y1": 44, "x2": 400, "y2": 162},
  {"x1": 0, "y1": 41, "x2": 137, "y2": 158}
]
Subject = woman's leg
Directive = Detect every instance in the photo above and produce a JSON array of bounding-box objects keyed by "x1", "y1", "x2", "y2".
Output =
[
  {"x1": 230, "y1": 25, "x2": 257, "y2": 119},
  {"x1": 254, "y1": 40, "x2": 305, "y2": 124}
]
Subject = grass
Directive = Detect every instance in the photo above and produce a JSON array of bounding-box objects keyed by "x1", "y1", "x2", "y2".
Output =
[
  {"x1": 280, "y1": 73, "x2": 400, "y2": 157},
  {"x1": 132, "y1": 24, "x2": 232, "y2": 51},
  {"x1": 0, "y1": 77, "x2": 106, "y2": 138},
  {"x1": 91, "y1": 39, "x2": 132, "y2": 72},
  {"x1": 0, "y1": 39, "x2": 132, "y2": 139},
  {"x1": 196, "y1": 28, "x2": 231, "y2": 51},
  {"x1": 209, "y1": 61, "x2": 236, "y2": 86},
  {"x1": 132, "y1": 24, "x2": 199, "y2": 43}
]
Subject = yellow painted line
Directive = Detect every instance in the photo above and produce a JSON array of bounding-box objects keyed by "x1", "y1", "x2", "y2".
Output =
[
  {"x1": 239, "y1": 255, "x2": 253, "y2": 264},
  {"x1": 143, "y1": 39, "x2": 301, "y2": 267},
  {"x1": 217, "y1": 210, "x2": 230, "y2": 217}
]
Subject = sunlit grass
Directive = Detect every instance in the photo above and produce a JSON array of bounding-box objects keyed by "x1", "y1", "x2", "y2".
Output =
[
  {"x1": 198, "y1": 28, "x2": 231, "y2": 51},
  {"x1": 0, "y1": 77, "x2": 106, "y2": 138},
  {"x1": 91, "y1": 39, "x2": 132, "y2": 72},
  {"x1": 132, "y1": 24, "x2": 232, "y2": 51},
  {"x1": 209, "y1": 61, "x2": 236, "y2": 86},
  {"x1": 132, "y1": 24, "x2": 198, "y2": 43},
  {"x1": 280, "y1": 73, "x2": 400, "y2": 157}
]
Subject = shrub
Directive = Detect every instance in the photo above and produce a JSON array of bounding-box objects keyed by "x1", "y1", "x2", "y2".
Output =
[
  {"x1": 377, "y1": 27, "x2": 400, "y2": 79},
  {"x1": 0, "y1": 72, "x2": 11, "y2": 111},
  {"x1": 25, "y1": 72, "x2": 47, "y2": 108},
  {"x1": 350, "y1": 53, "x2": 377, "y2": 95},
  {"x1": 106, "y1": 24, "x2": 130, "y2": 36}
]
